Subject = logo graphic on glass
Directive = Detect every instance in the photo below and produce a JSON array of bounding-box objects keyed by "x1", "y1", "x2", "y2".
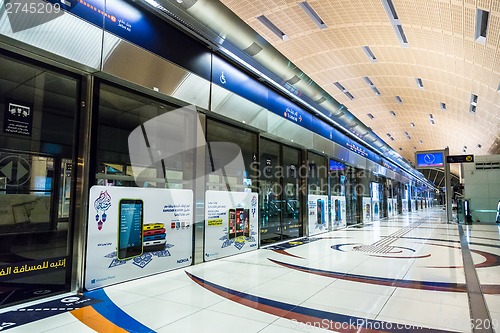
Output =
[{"x1": 118, "y1": 199, "x2": 144, "y2": 260}]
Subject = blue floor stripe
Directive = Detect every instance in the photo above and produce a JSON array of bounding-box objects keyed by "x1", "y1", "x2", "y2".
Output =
[{"x1": 85, "y1": 289, "x2": 156, "y2": 333}]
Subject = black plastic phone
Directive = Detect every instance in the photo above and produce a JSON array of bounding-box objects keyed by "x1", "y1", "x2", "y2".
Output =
[{"x1": 118, "y1": 199, "x2": 144, "y2": 260}]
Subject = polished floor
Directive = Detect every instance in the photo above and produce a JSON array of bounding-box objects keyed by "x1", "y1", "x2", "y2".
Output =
[{"x1": 4, "y1": 207, "x2": 500, "y2": 332}]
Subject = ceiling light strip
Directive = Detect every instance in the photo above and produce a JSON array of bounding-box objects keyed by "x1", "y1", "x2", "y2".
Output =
[
  {"x1": 298, "y1": 1, "x2": 327, "y2": 29},
  {"x1": 257, "y1": 15, "x2": 289, "y2": 41}
]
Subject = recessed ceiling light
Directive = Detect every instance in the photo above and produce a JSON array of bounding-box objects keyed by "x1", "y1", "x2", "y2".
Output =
[
  {"x1": 257, "y1": 15, "x2": 289, "y2": 41},
  {"x1": 298, "y1": 1, "x2": 327, "y2": 29},
  {"x1": 362, "y1": 46, "x2": 377, "y2": 62}
]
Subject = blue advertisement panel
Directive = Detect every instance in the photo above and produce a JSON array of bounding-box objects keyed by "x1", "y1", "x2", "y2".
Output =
[
  {"x1": 211, "y1": 56, "x2": 268, "y2": 107},
  {"x1": 415, "y1": 151, "x2": 444, "y2": 168}
]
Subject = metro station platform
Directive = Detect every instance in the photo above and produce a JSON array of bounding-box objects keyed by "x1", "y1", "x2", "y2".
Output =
[{"x1": 2, "y1": 207, "x2": 499, "y2": 333}]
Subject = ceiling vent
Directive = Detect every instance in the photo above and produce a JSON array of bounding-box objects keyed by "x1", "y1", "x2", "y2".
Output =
[
  {"x1": 315, "y1": 96, "x2": 326, "y2": 104},
  {"x1": 287, "y1": 75, "x2": 301, "y2": 85},
  {"x1": 243, "y1": 42, "x2": 263, "y2": 57}
]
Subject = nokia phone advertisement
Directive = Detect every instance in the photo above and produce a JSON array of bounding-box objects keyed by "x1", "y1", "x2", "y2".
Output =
[
  {"x1": 85, "y1": 186, "x2": 193, "y2": 290},
  {"x1": 204, "y1": 190, "x2": 259, "y2": 261},
  {"x1": 363, "y1": 197, "x2": 372, "y2": 223},
  {"x1": 308, "y1": 195, "x2": 329, "y2": 236},
  {"x1": 330, "y1": 196, "x2": 347, "y2": 228}
]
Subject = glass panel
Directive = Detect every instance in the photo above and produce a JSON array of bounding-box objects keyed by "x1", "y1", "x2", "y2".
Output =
[
  {"x1": 206, "y1": 119, "x2": 257, "y2": 192},
  {"x1": 96, "y1": 83, "x2": 193, "y2": 188},
  {"x1": 259, "y1": 139, "x2": 281, "y2": 245},
  {"x1": 307, "y1": 152, "x2": 327, "y2": 195},
  {"x1": 0, "y1": 54, "x2": 78, "y2": 307},
  {"x1": 282, "y1": 145, "x2": 302, "y2": 240},
  {"x1": 345, "y1": 166, "x2": 359, "y2": 225}
]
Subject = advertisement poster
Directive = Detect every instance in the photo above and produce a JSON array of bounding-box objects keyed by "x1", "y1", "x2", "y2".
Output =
[
  {"x1": 204, "y1": 190, "x2": 259, "y2": 261},
  {"x1": 362, "y1": 197, "x2": 372, "y2": 223},
  {"x1": 411, "y1": 200, "x2": 416, "y2": 211},
  {"x1": 393, "y1": 198, "x2": 398, "y2": 216},
  {"x1": 372, "y1": 200, "x2": 380, "y2": 221},
  {"x1": 85, "y1": 186, "x2": 193, "y2": 290},
  {"x1": 330, "y1": 195, "x2": 346, "y2": 229},
  {"x1": 402, "y1": 199, "x2": 409, "y2": 213},
  {"x1": 308, "y1": 195, "x2": 329, "y2": 236}
]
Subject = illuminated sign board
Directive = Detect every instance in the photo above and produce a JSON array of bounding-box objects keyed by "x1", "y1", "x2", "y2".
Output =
[
  {"x1": 329, "y1": 159, "x2": 345, "y2": 171},
  {"x1": 415, "y1": 151, "x2": 444, "y2": 168}
]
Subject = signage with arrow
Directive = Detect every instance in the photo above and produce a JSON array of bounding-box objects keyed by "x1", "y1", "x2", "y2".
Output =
[
  {"x1": 446, "y1": 154, "x2": 474, "y2": 163},
  {"x1": 0, "y1": 155, "x2": 31, "y2": 187}
]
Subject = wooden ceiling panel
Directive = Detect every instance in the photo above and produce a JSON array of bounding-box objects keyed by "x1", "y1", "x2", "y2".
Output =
[{"x1": 220, "y1": 0, "x2": 500, "y2": 163}]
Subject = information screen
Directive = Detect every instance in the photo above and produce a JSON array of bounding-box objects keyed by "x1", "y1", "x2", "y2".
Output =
[{"x1": 415, "y1": 151, "x2": 444, "y2": 168}]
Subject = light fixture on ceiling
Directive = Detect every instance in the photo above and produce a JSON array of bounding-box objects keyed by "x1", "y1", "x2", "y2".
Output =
[
  {"x1": 298, "y1": 1, "x2": 327, "y2": 29},
  {"x1": 362, "y1": 46, "x2": 377, "y2": 62},
  {"x1": 257, "y1": 15, "x2": 289, "y2": 41}
]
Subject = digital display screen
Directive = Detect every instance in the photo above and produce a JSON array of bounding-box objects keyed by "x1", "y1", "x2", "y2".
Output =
[
  {"x1": 415, "y1": 152, "x2": 444, "y2": 168},
  {"x1": 119, "y1": 201, "x2": 143, "y2": 252},
  {"x1": 329, "y1": 159, "x2": 345, "y2": 171}
]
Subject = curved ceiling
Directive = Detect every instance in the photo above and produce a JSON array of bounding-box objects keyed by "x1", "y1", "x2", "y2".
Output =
[
  {"x1": 152, "y1": 0, "x2": 499, "y2": 178},
  {"x1": 218, "y1": 0, "x2": 500, "y2": 166}
]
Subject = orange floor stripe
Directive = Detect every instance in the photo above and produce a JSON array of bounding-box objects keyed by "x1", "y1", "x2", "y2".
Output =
[{"x1": 71, "y1": 306, "x2": 128, "y2": 333}]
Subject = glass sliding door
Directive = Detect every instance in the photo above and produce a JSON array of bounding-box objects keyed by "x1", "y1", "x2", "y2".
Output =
[
  {"x1": 259, "y1": 138, "x2": 302, "y2": 245},
  {"x1": 259, "y1": 139, "x2": 281, "y2": 245},
  {"x1": 281, "y1": 145, "x2": 302, "y2": 240},
  {"x1": 0, "y1": 52, "x2": 79, "y2": 307}
]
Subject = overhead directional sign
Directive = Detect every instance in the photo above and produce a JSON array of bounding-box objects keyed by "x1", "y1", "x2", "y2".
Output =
[{"x1": 446, "y1": 154, "x2": 474, "y2": 163}]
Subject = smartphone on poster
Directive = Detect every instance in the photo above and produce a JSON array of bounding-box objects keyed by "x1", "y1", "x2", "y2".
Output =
[
  {"x1": 317, "y1": 199, "x2": 324, "y2": 224},
  {"x1": 228, "y1": 209, "x2": 236, "y2": 239},
  {"x1": 236, "y1": 208, "x2": 244, "y2": 237},
  {"x1": 118, "y1": 199, "x2": 144, "y2": 260}
]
